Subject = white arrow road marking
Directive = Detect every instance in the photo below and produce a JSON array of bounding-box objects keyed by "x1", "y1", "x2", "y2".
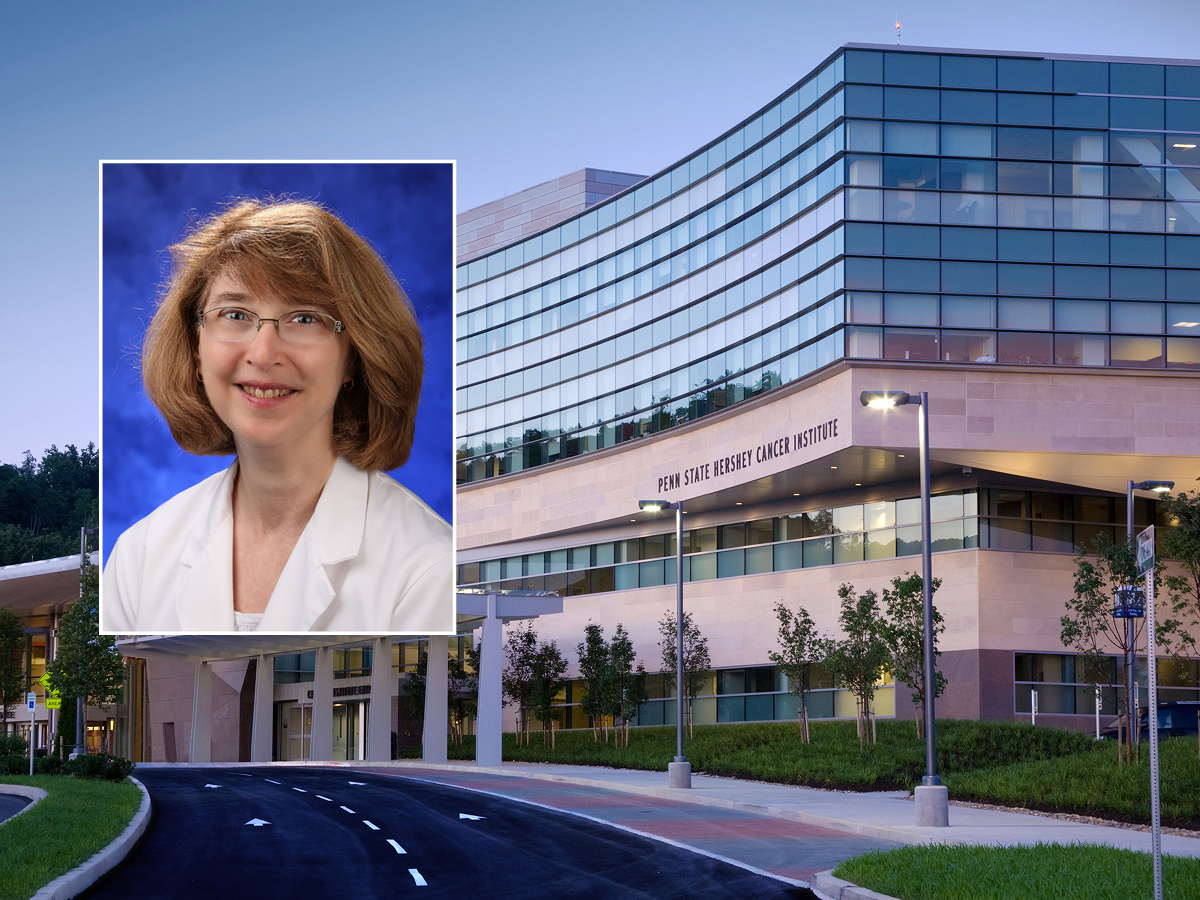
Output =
[
  {"x1": 340, "y1": 806, "x2": 356, "y2": 814},
  {"x1": 387, "y1": 839, "x2": 406, "y2": 854},
  {"x1": 245, "y1": 819, "x2": 271, "y2": 827},
  {"x1": 265, "y1": 779, "x2": 281, "y2": 785},
  {"x1": 234, "y1": 773, "x2": 253, "y2": 777},
  {"x1": 363, "y1": 820, "x2": 379, "y2": 830},
  {"x1": 316, "y1": 796, "x2": 333, "y2": 801},
  {"x1": 408, "y1": 869, "x2": 427, "y2": 887},
  {"x1": 204, "y1": 784, "x2": 221, "y2": 789},
  {"x1": 458, "y1": 813, "x2": 485, "y2": 820},
  {"x1": 348, "y1": 781, "x2": 367, "y2": 785},
  {"x1": 292, "y1": 788, "x2": 307, "y2": 793}
]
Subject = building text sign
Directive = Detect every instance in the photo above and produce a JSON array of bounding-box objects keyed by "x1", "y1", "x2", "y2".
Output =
[{"x1": 657, "y1": 417, "x2": 840, "y2": 493}]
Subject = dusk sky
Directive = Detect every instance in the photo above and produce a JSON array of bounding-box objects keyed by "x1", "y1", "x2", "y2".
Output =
[{"x1": 4, "y1": 0, "x2": 1199, "y2": 471}]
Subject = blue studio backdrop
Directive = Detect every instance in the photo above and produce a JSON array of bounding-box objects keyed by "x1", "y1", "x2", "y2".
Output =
[{"x1": 101, "y1": 161, "x2": 454, "y2": 565}]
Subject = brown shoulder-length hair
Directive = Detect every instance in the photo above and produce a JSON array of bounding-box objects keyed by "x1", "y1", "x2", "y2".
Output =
[{"x1": 142, "y1": 198, "x2": 423, "y2": 472}]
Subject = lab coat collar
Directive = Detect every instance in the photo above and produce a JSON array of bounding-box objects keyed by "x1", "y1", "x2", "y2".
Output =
[{"x1": 173, "y1": 457, "x2": 369, "y2": 632}]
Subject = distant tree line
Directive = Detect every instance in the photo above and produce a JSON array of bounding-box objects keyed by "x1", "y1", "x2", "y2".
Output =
[{"x1": 0, "y1": 444, "x2": 98, "y2": 566}]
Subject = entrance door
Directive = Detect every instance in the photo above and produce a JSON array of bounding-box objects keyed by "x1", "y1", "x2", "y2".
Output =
[
  {"x1": 286, "y1": 704, "x2": 312, "y2": 761},
  {"x1": 332, "y1": 701, "x2": 368, "y2": 761}
]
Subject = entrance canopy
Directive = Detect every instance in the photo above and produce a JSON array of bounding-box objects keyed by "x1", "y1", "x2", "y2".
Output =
[
  {"x1": 0, "y1": 552, "x2": 99, "y2": 617},
  {"x1": 115, "y1": 634, "x2": 379, "y2": 662}
]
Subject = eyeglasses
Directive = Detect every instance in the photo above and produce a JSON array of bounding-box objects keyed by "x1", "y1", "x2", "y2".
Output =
[{"x1": 198, "y1": 307, "x2": 345, "y2": 346}]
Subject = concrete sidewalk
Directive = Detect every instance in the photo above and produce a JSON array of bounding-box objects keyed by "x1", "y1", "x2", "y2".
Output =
[{"x1": 371, "y1": 759, "x2": 1200, "y2": 859}]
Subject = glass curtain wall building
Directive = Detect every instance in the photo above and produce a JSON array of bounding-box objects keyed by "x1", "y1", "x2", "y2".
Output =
[{"x1": 456, "y1": 45, "x2": 1200, "y2": 731}]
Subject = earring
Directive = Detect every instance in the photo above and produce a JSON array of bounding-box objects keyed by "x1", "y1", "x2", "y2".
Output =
[
  {"x1": 197, "y1": 371, "x2": 204, "y2": 384},
  {"x1": 342, "y1": 377, "x2": 354, "y2": 391}
]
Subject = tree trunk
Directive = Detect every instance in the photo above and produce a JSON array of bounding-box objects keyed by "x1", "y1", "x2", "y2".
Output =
[
  {"x1": 800, "y1": 699, "x2": 810, "y2": 744},
  {"x1": 856, "y1": 697, "x2": 866, "y2": 751}
]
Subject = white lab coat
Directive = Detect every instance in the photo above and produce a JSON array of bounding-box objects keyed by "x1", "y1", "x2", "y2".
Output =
[{"x1": 101, "y1": 456, "x2": 453, "y2": 634}]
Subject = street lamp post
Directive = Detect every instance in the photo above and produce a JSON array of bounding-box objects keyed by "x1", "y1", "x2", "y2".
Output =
[
  {"x1": 1123, "y1": 481, "x2": 1173, "y2": 746},
  {"x1": 860, "y1": 390, "x2": 947, "y2": 827},
  {"x1": 73, "y1": 526, "x2": 97, "y2": 759},
  {"x1": 638, "y1": 499, "x2": 690, "y2": 788}
]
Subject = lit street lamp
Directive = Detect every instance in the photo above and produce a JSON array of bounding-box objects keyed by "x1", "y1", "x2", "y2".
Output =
[
  {"x1": 860, "y1": 390, "x2": 947, "y2": 826},
  {"x1": 638, "y1": 499, "x2": 690, "y2": 788}
]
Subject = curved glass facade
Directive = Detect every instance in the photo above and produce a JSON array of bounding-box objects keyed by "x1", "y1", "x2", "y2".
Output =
[{"x1": 456, "y1": 48, "x2": 1200, "y2": 485}]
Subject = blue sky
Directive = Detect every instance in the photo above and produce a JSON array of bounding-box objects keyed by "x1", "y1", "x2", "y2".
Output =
[{"x1": 3, "y1": 0, "x2": 1199, "y2": 467}]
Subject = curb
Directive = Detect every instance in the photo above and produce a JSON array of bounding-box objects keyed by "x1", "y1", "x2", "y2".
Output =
[
  {"x1": 377, "y1": 761, "x2": 947, "y2": 847},
  {"x1": 811, "y1": 870, "x2": 902, "y2": 900},
  {"x1": 0, "y1": 784, "x2": 47, "y2": 824},
  {"x1": 30, "y1": 777, "x2": 151, "y2": 900}
]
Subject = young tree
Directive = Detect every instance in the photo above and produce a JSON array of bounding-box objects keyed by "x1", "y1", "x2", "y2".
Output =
[
  {"x1": 769, "y1": 603, "x2": 824, "y2": 743},
  {"x1": 881, "y1": 573, "x2": 946, "y2": 738},
  {"x1": 0, "y1": 608, "x2": 25, "y2": 729},
  {"x1": 824, "y1": 583, "x2": 891, "y2": 749},
  {"x1": 448, "y1": 644, "x2": 479, "y2": 747},
  {"x1": 502, "y1": 623, "x2": 539, "y2": 745},
  {"x1": 1162, "y1": 486, "x2": 1200, "y2": 651},
  {"x1": 607, "y1": 624, "x2": 648, "y2": 747},
  {"x1": 658, "y1": 610, "x2": 711, "y2": 738},
  {"x1": 1061, "y1": 534, "x2": 1187, "y2": 764},
  {"x1": 403, "y1": 642, "x2": 480, "y2": 747},
  {"x1": 45, "y1": 564, "x2": 124, "y2": 753},
  {"x1": 576, "y1": 622, "x2": 611, "y2": 742},
  {"x1": 402, "y1": 649, "x2": 428, "y2": 729},
  {"x1": 528, "y1": 640, "x2": 568, "y2": 749}
]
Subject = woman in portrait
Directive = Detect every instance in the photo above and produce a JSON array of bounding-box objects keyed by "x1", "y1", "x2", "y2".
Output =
[{"x1": 101, "y1": 197, "x2": 452, "y2": 633}]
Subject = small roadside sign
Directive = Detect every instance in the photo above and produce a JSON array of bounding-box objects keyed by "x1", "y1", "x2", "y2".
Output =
[
  {"x1": 38, "y1": 672, "x2": 51, "y2": 688},
  {"x1": 26, "y1": 692, "x2": 36, "y2": 711},
  {"x1": 45, "y1": 697, "x2": 61, "y2": 710},
  {"x1": 1137, "y1": 525, "x2": 1156, "y2": 577}
]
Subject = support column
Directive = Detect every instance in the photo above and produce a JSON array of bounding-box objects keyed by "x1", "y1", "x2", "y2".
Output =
[
  {"x1": 310, "y1": 647, "x2": 334, "y2": 762},
  {"x1": 367, "y1": 637, "x2": 393, "y2": 762},
  {"x1": 476, "y1": 594, "x2": 503, "y2": 768},
  {"x1": 190, "y1": 661, "x2": 212, "y2": 764},
  {"x1": 250, "y1": 655, "x2": 273, "y2": 762},
  {"x1": 423, "y1": 635, "x2": 449, "y2": 764}
]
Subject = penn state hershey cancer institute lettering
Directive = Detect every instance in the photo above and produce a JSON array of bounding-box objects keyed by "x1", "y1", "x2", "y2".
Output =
[{"x1": 657, "y1": 418, "x2": 839, "y2": 494}]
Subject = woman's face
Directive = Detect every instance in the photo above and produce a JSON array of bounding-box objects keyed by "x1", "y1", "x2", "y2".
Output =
[{"x1": 196, "y1": 270, "x2": 355, "y2": 458}]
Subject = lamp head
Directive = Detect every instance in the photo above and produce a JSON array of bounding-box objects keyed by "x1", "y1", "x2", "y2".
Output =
[
  {"x1": 1134, "y1": 480, "x2": 1175, "y2": 493},
  {"x1": 639, "y1": 500, "x2": 669, "y2": 512},
  {"x1": 860, "y1": 390, "x2": 911, "y2": 409}
]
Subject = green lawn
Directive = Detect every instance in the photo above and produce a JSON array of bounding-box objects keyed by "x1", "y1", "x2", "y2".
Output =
[
  {"x1": 834, "y1": 844, "x2": 1200, "y2": 900},
  {"x1": 0, "y1": 776, "x2": 142, "y2": 900}
]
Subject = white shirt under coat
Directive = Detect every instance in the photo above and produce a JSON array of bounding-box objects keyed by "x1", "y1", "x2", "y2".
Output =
[{"x1": 101, "y1": 456, "x2": 453, "y2": 634}]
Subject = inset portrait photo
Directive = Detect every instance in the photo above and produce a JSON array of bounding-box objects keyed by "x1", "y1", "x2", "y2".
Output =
[{"x1": 100, "y1": 161, "x2": 454, "y2": 635}]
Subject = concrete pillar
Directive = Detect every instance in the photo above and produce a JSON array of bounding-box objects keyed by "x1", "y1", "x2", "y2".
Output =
[
  {"x1": 310, "y1": 647, "x2": 334, "y2": 762},
  {"x1": 250, "y1": 655, "x2": 273, "y2": 762},
  {"x1": 422, "y1": 635, "x2": 449, "y2": 764},
  {"x1": 475, "y1": 594, "x2": 503, "y2": 768},
  {"x1": 367, "y1": 637, "x2": 393, "y2": 762},
  {"x1": 916, "y1": 784, "x2": 950, "y2": 827},
  {"x1": 190, "y1": 661, "x2": 212, "y2": 764}
]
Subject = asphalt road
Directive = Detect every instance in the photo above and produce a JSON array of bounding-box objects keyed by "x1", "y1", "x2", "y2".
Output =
[
  {"x1": 0, "y1": 792, "x2": 29, "y2": 824},
  {"x1": 370, "y1": 766, "x2": 900, "y2": 884},
  {"x1": 90, "y1": 767, "x2": 811, "y2": 899}
]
